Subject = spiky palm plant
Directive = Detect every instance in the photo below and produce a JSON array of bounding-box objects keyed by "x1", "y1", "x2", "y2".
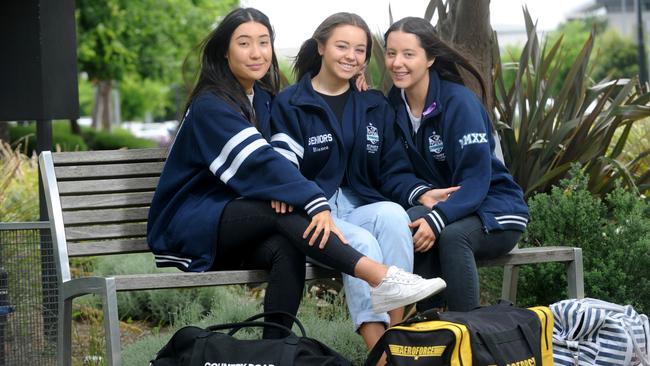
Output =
[{"x1": 494, "y1": 9, "x2": 650, "y2": 197}]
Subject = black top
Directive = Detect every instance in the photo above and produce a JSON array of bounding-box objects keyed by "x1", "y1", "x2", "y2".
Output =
[
  {"x1": 316, "y1": 89, "x2": 351, "y2": 124},
  {"x1": 316, "y1": 88, "x2": 352, "y2": 187}
]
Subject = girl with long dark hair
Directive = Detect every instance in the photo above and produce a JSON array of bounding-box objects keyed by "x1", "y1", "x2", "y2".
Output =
[
  {"x1": 147, "y1": 8, "x2": 445, "y2": 339},
  {"x1": 384, "y1": 17, "x2": 529, "y2": 312},
  {"x1": 270, "y1": 12, "x2": 451, "y2": 350}
]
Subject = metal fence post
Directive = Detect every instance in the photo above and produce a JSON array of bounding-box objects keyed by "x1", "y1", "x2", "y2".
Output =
[{"x1": 0, "y1": 267, "x2": 12, "y2": 366}]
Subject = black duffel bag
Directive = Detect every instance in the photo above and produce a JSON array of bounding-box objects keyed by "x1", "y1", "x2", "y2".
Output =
[
  {"x1": 150, "y1": 311, "x2": 352, "y2": 366},
  {"x1": 365, "y1": 301, "x2": 554, "y2": 366}
]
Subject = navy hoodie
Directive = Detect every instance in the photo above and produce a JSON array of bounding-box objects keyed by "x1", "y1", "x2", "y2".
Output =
[
  {"x1": 387, "y1": 69, "x2": 529, "y2": 237},
  {"x1": 270, "y1": 73, "x2": 431, "y2": 208},
  {"x1": 147, "y1": 85, "x2": 330, "y2": 272}
]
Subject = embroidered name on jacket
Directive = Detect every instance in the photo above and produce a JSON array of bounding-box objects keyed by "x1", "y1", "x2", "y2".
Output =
[
  {"x1": 308, "y1": 133, "x2": 332, "y2": 152},
  {"x1": 458, "y1": 133, "x2": 488, "y2": 149},
  {"x1": 366, "y1": 122, "x2": 379, "y2": 154},
  {"x1": 428, "y1": 132, "x2": 445, "y2": 161}
]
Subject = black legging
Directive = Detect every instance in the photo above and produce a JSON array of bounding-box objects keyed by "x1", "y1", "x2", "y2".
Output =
[{"x1": 215, "y1": 199, "x2": 364, "y2": 338}]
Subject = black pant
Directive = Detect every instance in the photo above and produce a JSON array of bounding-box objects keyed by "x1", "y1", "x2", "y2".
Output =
[
  {"x1": 409, "y1": 207, "x2": 521, "y2": 312},
  {"x1": 216, "y1": 199, "x2": 364, "y2": 338}
]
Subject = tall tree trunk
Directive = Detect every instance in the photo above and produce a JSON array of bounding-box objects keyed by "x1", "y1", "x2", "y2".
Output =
[
  {"x1": 91, "y1": 79, "x2": 113, "y2": 132},
  {"x1": 436, "y1": 0, "x2": 494, "y2": 115}
]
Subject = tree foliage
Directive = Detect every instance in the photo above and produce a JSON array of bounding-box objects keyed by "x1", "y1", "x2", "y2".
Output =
[
  {"x1": 77, "y1": 0, "x2": 134, "y2": 82},
  {"x1": 592, "y1": 28, "x2": 639, "y2": 82},
  {"x1": 75, "y1": 0, "x2": 238, "y2": 127}
]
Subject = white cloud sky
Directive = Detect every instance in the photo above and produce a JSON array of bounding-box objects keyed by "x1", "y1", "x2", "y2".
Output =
[{"x1": 241, "y1": 0, "x2": 592, "y2": 50}]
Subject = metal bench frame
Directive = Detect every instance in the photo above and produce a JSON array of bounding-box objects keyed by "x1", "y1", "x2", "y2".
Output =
[{"x1": 40, "y1": 148, "x2": 584, "y2": 366}]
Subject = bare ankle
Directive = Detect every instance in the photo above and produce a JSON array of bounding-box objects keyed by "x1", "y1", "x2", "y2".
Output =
[{"x1": 354, "y1": 257, "x2": 387, "y2": 287}]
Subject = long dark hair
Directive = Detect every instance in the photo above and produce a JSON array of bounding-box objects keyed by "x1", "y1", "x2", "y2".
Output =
[
  {"x1": 185, "y1": 7, "x2": 280, "y2": 124},
  {"x1": 294, "y1": 12, "x2": 373, "y2": 81},
  {"x1": 384, "y1": 17, "x2": 487, "y2": 105}
]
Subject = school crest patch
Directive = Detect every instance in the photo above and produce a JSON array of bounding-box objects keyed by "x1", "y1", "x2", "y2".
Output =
[
  {"x1": 366, "y1": 122, "x2": 379, "y2": 154},
  {"x1": 366, "y1": 123, "x2": 379, "y2": 144},
  {"x1": 429, "y1": 132, "x2": 445, "y2": 161}
]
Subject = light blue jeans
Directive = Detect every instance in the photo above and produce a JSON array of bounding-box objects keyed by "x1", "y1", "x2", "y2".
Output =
[{"x1": 328, "y1": 187, "x2": 414, "y2": 331}]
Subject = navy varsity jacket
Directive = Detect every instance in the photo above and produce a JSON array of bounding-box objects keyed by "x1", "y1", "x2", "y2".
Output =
[
  {"x1": 147, "y1": 85, "x2": 330, "y2": 272},
  {"x1": 387, "y1": 69, "x2": 529, "y2": 237},
  {"x1": 270, "y1": 73, "x2": 431, "y2": 207}
]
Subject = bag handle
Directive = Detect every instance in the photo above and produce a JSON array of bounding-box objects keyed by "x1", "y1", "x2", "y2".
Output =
[
  {"x1": 189, "y1": 324, "x2": 298, "y2": 366},
  {"x1": 364, "y1": 332, "x2": 388, "y2": 366},
  {"x1": 404, "y1": 301, "x2": 513, "y2": 325},
  {"x1": 478, "y1": 332, "x2": 507, "y2": 366},
  {"x1": 401, "y1": 308, "x2": 440, "y2": 325},
  {"x1": 519, "y1": 322, "x2": 543, "y2": 366},
  {"x1": 206, "y1": 320, "x2": 297, "y2": 338},
  {"x1": 234, "y1": 311, "x2": 307, "y2": 337}
]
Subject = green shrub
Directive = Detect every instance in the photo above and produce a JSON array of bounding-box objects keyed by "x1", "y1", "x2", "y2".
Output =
[
  {"x1": 9, "y1": 121, "x2": 88, "y2": 155},
  {"x1": 592, "y1": 28, "x2": 639, "y2": 82},
  {"x1": 478, "y1": 266, "x2": 505, "y2": 305},
  {"x1": 118, "y1": 74, "x2": 171, "y2": 121},
  {"x1": 82, "y1": 127, "x2": 158, "y2": 150},
  {"x1": 90, "y1": 254, "x2": 222, "y2": 325},
  {"x1": 9, "y1": 121, "x2": 158, "y2": 154},
  {"x1": 517, "y1": 165, "x2": 650, "y2": 313}
]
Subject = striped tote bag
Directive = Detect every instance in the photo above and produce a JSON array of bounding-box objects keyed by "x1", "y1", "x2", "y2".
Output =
[{"x1": 551, "y1": 298, "x2": 650, "y2": 366}]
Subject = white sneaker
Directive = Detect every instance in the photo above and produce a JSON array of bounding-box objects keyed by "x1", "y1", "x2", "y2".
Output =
[{"x1": 370, "y1": 266, "x2": 446, "y2": 314}]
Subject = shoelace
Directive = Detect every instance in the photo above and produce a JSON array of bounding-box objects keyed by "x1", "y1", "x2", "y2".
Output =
[{"x1": 389, "y1": 269, "x2": 424, "y2": 284}]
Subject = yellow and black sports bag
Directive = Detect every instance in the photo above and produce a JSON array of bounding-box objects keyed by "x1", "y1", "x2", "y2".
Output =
[{"x1": 365, "y1": 302, "x2": 553, "y2": 366}]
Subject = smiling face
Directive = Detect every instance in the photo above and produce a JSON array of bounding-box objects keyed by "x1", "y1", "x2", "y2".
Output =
[
  {"x1": 385, "y1": 30, "x2": 434, "y2": 92},
  {"x1": 317, "y1": 24, "x2": 367, "y2": 83},
  {"x1": 227, "y1": 21, "x2": 272, "y2": 93}
]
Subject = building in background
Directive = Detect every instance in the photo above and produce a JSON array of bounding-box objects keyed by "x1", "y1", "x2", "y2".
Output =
[{"x1": 572, "y1": 0, "x2": 650, "y2": 38}]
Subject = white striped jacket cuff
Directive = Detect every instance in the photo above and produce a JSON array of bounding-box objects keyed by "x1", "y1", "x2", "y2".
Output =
[
  {"x1": 408, "y1": 185, "x2": 431, "y2": 206},
  {"x1": 304, "y1": 196, "x2": 330, "y2": 217},
  {"x1": 154, "y1": 254, "x2": 192, "y2": 269},
  {"x1": 424, "y1": 208, "x2": 447, "y2": 237},
  {"x1": 495, "y1": 215, "x2": 528, "y2": 229}
]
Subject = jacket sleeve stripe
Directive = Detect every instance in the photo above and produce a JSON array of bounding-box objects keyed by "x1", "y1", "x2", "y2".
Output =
[
  {"x1": 495, "y1": 215, "x2": 528, "y2": 223},
  {"x1": 496, "y1": 220, "x2": 528, "y2": 227},
  {"x1": 220, "y1": 139, "x2": 269, "y2": 184},
  {"x1": 306, "y1": 201, "x2": 329, "y2": 215},
  {"x1": 154, "y1": 254, "x2": 192, "y2": 264},
  {"x1": 432, "y1": 210, "x2": 446, "y2": 228},
  {"x1": 209, "y1": 127, "x2": 260, "y2": 174},
  {"x1": 271, "y1": 133, "x2": 304, "y2": 158},
  {"x1": 273, "y1": 147, "x2": 299, "y2": 167},
  {"x1": 154, "y1": 255, "x2": 191, "y2": 268},
  {"x1": 408, "y1": 185, "x2": 430, "y2": 206},
  {"x1": 428, "y1": 210, "x2": 446, "y2": 236},
  {"x1": 427, "y1": 213, "x2": 443, "y2": 234},
  {"x1": 305, "y1": 196, "x2": 327, "y2": 211}
]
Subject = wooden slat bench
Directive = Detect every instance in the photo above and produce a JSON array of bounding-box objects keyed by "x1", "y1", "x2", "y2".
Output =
[{"x1": 40, "y1": 148, "x2": 584, "y2": 366}]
